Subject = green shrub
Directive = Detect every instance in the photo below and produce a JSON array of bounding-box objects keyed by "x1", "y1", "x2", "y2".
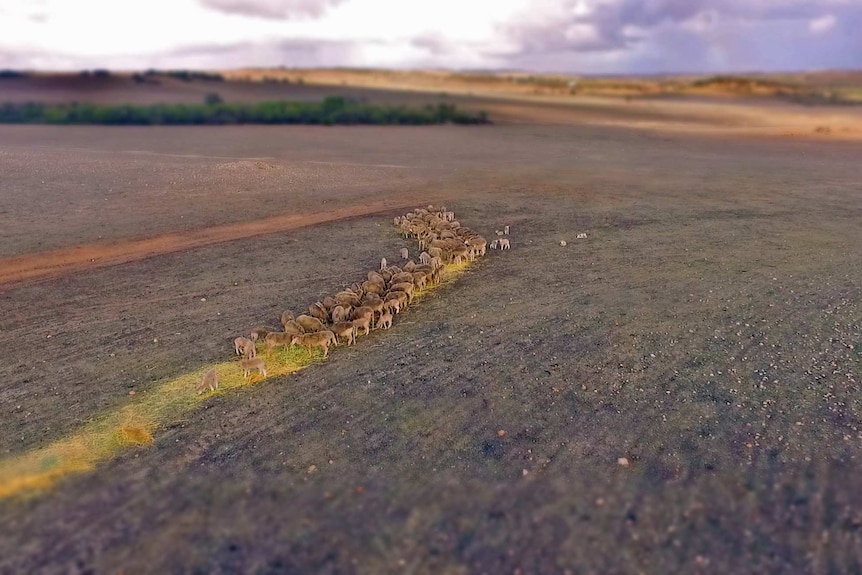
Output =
[{"x1": 0, "y1": 98, "x2": 490, "y2": 126}]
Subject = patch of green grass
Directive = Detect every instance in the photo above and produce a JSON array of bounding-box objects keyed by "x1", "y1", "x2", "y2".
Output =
[{"x1": 0, "y1": 257, "x2": 473, "y2": 499}]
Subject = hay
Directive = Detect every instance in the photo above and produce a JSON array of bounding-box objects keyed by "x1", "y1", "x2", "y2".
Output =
[{"x1": 0, "y1": 256, "x2": 473, "y2": 500}]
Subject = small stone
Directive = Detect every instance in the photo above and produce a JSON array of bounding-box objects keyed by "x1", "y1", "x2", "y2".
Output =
[
  {"x1": 559, "y1": 240, "x2": 567, "y2": 247},
  {"x1": 497, "y1": 429, "x2": 506, "y2": 437},
  {"x1": 200, "y1": 298, "x2": 207, "y2": 302},
  {"x1": 307, "y1": 465, "x2": 318, "y2": 474},
  {"x1": 617, "y1": 457, "x2": 630, "y2": 467},
  {"x1": 522, "y1": 469, "x2": 529, "y2": 476},
  {"x1": 577, "y1": 233, "x2": 588, "y2": 239},
  {"x1": 153, "y1": 338, "x2": 158, "y2": 343},
  {"x1": 129, "y1": 390, "x2": 136, "y2": 396}
]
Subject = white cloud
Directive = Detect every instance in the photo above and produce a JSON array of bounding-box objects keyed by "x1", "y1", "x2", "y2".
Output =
[
  {"x1": 809, "y1": 13, "x2": 836, "y2": 34},
  {"x1": 0, "y1": 0, "x2": 859, "y2": 72}
]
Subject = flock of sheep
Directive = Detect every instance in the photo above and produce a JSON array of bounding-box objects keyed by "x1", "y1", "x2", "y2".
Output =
[{"x1": 196, "y1": 205, "x2": 511, "y2": 395}]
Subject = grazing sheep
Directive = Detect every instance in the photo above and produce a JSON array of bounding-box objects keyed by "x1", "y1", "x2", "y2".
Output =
[
  {"x1": 234, "y1": 336, "x2": 256, "y2": 358},
  {"x1": 280, "y1": 311, "x2": 295, "y2": 327},
  {"x1": 282, "y1": 320, "x2": 305, "y2": 337},
  {"x1": 322, "y1": 296, "x2": 338, "y2": 311},
  {"x1": 384, "y1": 290, "x2": 409, "y2": 311},
  {"x1": 411, "y1": 271, "x2": 428, "y2": 290},
  {"x1": 490, "y1": 239, "x2": 499, "y2": 250},
  {"x1": 335, "y1": 291, "x2": 362, "y2": 308},
  {"x1": 367, "y1": 271, "x2": 385, "y2": 284},
  {"x1": 403, "y1": 260, "x2": 417, "y2": 273},
  {"x1": 250, "y1": 327, "x2": 274, "y2": 342},
  {"x1": 495, "y1": 230, "x2": 505, "y2": 236},
  {"x1": 331, "y1": 305, "x2": 352, "y2": 324},
  {"x1": 419, "y1": 251, "x2": 432, "y2": 265},
  {"x1": 363, "y1": 296, "x2": 385, "y2": 318},
  {"x1": 196, "y1": 368, "x2": 219, "y2": 395},
  {"x1": 430, "y1": 256, "x2": 443, "y2": 271},
  {"x1": 451, "y1": 246, "x2": 469, "y2": 264},
  {"x1": 380, "y1": 257, "x2": 388, "y2": 271},
  {"x1": 504, "y1": 225, "x2": 510, "y2": 235},
  {"x1": 400, "y1": 247, "x2": 409, "y2": 260},
  {"x1": 264, "y1": 331, "x2": 295, "y2": 353},
  {"x1": 389, "y1": 271, "x2": 414, "y2": 286},
  {"x1": 383, "y1": 298, "x2": 401, "y2": 315},
  {"x1": 362, "y1": 279, "x2": 385, "y2": 296},
  {"x1": 331, "y1": 322, "x2": 356, "y2": 346},
  {"x1": 296, "y1": 314, "x2": 326, "y2": 333},
  {"x1": 389, "y1": 282, "x2": 415, "y2": 303},
  {"x1": 352, "y1": 316, "x2": 372, "y2": 336},
  {"x1": 351, "y1": 306, "x2": 374, "y2": 321},
  {"x1": 290, "y1": 332, "x2": 334, "y2": 357},
  {"x1": 377, "y1": 311, "x2": 393, "y2": 330},
  {"x1": 240, "y1": 358, "x2": 267, "y2": 379},
  {"x1": 309, "y1": 302, "x2": 329, "y2": 323},
  {"x1": 499, "y1": 238, "x2": 511, "y2": 250}
]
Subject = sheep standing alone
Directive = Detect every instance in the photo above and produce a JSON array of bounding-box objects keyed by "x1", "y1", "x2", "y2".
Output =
[
  {"x1": 240, "y1": 358, "x2": 267, "y2": 380},
  {"x1": 196, "y1": 368, "x2": 219, "y2": 395}
]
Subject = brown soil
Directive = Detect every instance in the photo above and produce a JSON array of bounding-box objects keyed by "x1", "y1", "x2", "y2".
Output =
[
  {"x1": 0, "y1": 199, "x2": 417, "y2": 287},
  {"x1": 1, "y1": 82, "x2": 862, "y2": 573}
]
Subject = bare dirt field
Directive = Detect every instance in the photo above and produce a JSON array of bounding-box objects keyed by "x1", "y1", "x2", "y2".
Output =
[{"x1": 1, "y1": 78, "x2": 862, "y2": 573}]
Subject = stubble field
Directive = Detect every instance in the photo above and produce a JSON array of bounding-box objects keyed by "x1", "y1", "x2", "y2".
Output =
[{"x1": 1, "y1": 84, "x2": 862, "y2": 573}]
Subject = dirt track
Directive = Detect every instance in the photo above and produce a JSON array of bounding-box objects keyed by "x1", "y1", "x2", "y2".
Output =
[
  {"x1": 0, "y1": 199, "x2": 418, "y2": 287},
  {"x1": 2, "y1": 88, "x2": 862, "y2": 573}
]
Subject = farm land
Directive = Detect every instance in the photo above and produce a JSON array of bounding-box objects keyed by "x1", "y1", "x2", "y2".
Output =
[{"x1": 1, "y1": 71, "x2": 862, "y2": 573}]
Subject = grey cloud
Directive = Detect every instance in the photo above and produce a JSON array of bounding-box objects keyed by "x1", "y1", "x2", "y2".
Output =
[
  {"x1": 199, "y1": 0, "x2": 346, "y2": 19},
  {"x1": 496, "y1": 0, "x2": 862, "y2": 73}
]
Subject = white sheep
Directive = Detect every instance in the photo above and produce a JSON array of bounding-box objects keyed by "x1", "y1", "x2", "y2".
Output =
[
  {"x1": 400, "y1": 247, "x2": 409, "y2": 260},
  {"x1": 499, "y1": 238, "x2": 511, "y2": 250}
]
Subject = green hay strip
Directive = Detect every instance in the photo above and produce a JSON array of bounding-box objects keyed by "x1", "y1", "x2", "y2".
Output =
[{"x1": 0, "y1": 257, "x2": 472, "y2": 499}]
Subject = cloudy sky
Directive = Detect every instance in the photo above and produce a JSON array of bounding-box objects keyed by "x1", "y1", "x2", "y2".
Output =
[{"x1": 1, "y1": 0, "x2": 860, "y2": 73}]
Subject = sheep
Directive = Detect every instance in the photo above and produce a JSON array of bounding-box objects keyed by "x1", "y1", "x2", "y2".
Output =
[
  {"x1": 383, "y1": 298, "x2": 401, "y2": 315},
  {"x1": 250, "y1": 327, "x2": 274, "y2": 342},
  {"x1": 331, "y1": 322, "x2": 356, "y2": 346},
  {"x1": 380, "y1": 257, "x2": 388, "y2": 271},
  {"x1": 451, "y1": 246, "x2": 469, "y2": 264},
  {"x1": 308, "y1": 302, "x2": 329, "y2": 323},
  {"x1": 419, "y1": 251, "x2": 432, "y2": 265},
  {"x1": 400, "y1": 247, "x2": 409, "y2": 260},
  {"x1": 282, "y1": 320, "x2": 305, "y2": 337},
  {"x1": 465, "y1": 236, "x2": 487, "y2": 257},
  {"x1": 389, "y1": 282, "x2": 415, "y2": 303},
  {"x1": 280, "y1": 311, "x2": 295, "y2": 327},
  {"x1": 362, "y1": 279, "x2": 385, "y2": 296},
  {"x1": 384, "y1": 290, "x2": 409, "y2": 312},
  {"x1": 504, "y1": 225, "x2": 510, "y2": 235},
  {"x1": 234, "y1": 336, "x2": 256, "y2": 358},
  {"x1": 331, "y1": 305, "x2": 352, "y2": 324},
  {"x1": 291, "y1": 332, "x2": 334, "y2": 357},
  {"x1": 240, "y1": 358, "x2": 267, "y2": 380},
  {"x1": 322, "y1": 296, "x2": 338, "y2": 311},
  {"x1": 403, "y1": 260, "x2": 417, "y2": 273},
  {"x1": 264, "y1": 331, "x2": 295, "y2": 353},
  {"x1": 335, "y1": 291, "x2": 362, "y2": 308},
  {"x1": 499, "y1": 238, "x2": 511, "y2": 250},
  {"x1": 363, "y1": 296, "x2": 385, "y2": 319},
  {"x1": 430, "y1": 256, "x2": 443, "y2": 271},
  {"x1": 351, "y1": 306, "x2": 374, "y2": 322},
  {"x1": 376, "y1": 311, "x2": 393, "y2": 330},
  {"x1": 490, "y1": 239, "x2": 499, "y2": 250},
  {"x1": 196, "y1": 368, "x2": 219, "y2": 395},
  {"x1": 389, "y1": 272, "x2": 415, "y2": 286},
  {"x1": 411, "y1": 271, "x2": 428, "y2": 290},
  {"x1": 496, "y1": 230, "x2": 504, "y2": 236},
  {"x1": 296, "y1": 314, "x2": 326, "y2": 333},
  {"x1": 367, "y1": 271, "x2": 385, "y2": 284},
  {"x1": 352, "y1": 316, "x2": 372, "y2": 336}
]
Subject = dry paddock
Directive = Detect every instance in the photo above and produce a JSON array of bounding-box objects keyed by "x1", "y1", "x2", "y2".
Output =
[{"x1": 1, "y1": 119, "x2": 862, "y2": 573}]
